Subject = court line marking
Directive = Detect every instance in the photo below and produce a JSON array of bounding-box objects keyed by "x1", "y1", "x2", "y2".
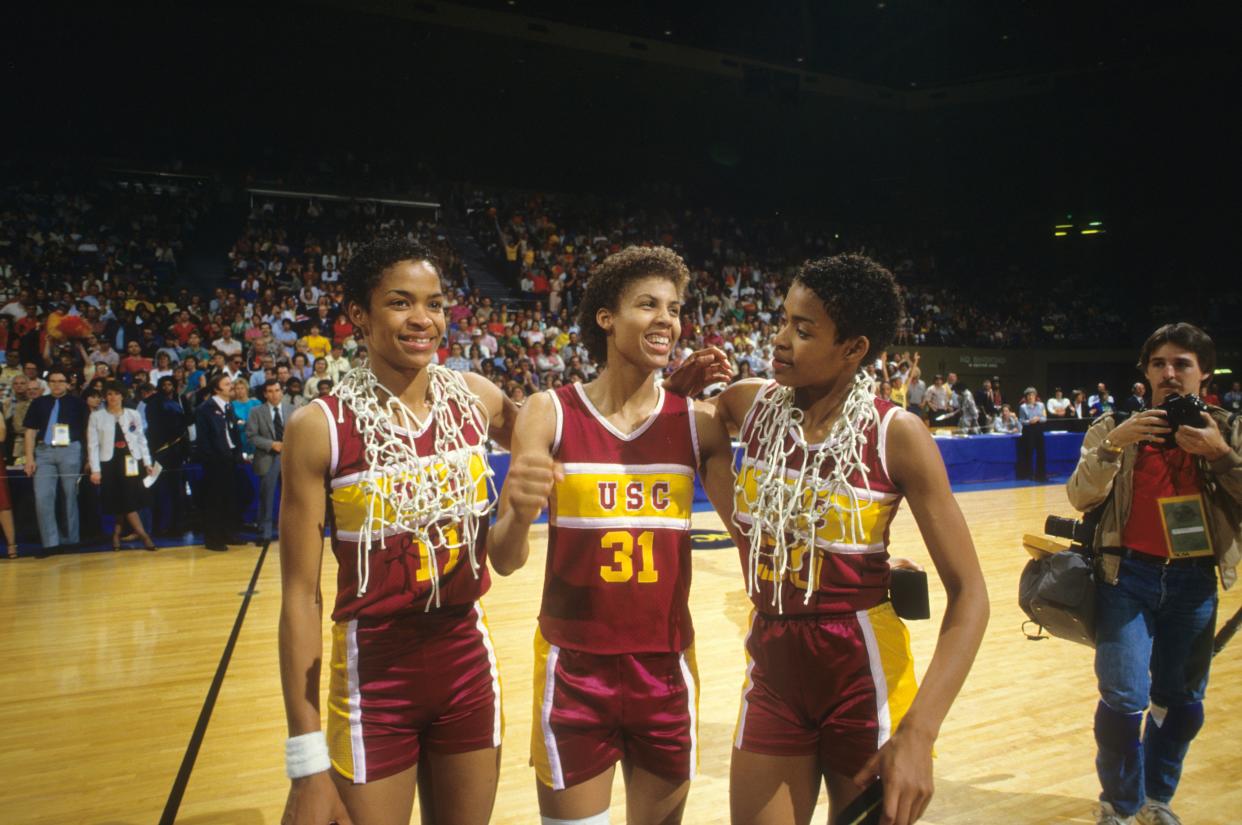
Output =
[{"x1": 160, "y1": 540, "x2": 271, "y2": 825}]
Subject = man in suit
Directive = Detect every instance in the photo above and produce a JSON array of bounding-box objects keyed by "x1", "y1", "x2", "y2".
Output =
[
  {"x1": 194, "y1": 372, "x2": 241, "y2": 552},
  {"x1": 246, "y1": 378, "x2": 292, "y2": 545},
  {"x1": 145, "y1": 376, "x2": 192, "y2": 536}
]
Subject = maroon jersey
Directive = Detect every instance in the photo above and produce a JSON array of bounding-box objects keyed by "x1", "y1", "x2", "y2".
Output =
[
  {"x1": 313, "y1": 395, "x2": 492, "y2": 622},
  {"x1": 734, "y1": 383, "x2": 904, "y2": 615},
  {"x1": 539, "y1": 383, "x2": 700, "y2": 654}
]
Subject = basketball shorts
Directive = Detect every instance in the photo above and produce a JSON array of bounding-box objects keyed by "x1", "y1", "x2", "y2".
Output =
[
  {"x1": 327, "y1": 601, "x2": 503, "y2": 784},
  {"x1": 733, "y1": 601, "x2": 918, "y2": 778},
  {"x1": 531, "y1": 627, "x2": 699, "y2": 791}
]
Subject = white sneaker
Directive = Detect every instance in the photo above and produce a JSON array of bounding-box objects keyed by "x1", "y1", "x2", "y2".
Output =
[
  {"x1": 1097, "y1": 802, "x2": 1134, "y2": 825},
  {"x1": 1136, "y1": 800, "x2": 1183, "y2": 825}
]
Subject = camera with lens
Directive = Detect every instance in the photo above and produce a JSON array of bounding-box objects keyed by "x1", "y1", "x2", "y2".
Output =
[
  {"x1": 1157, "y1": 392, "x2": 1208, "y2": 447},
  {"x1": 1045, "y1": 514, "x2": 1095, "y2": 553}
]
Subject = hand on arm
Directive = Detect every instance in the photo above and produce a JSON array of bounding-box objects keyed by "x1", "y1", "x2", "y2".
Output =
[
  {"x1": 276, "y1": 405, "x2": 351, "y2": 825},
  {"x1": 489, "y1": 392, "x2": 560, "y2": 576},
  {"x1": 853, "y1": 411, "x2": 989, "y2": 825},
  {"x1": 662, "y1": 346, "x2": 733, "y2": 397}
]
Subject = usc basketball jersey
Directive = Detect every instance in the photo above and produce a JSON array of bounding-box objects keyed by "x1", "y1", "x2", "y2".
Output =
[
  {"x1": 734, "y1": 383, "x2": 904, "y2": 615},
  {"x1": 539, "y1": 383, "x2": 699, "y2": 654},
  {"x1": 313, "y1": 395, "x2": 492, "y2": 622}
]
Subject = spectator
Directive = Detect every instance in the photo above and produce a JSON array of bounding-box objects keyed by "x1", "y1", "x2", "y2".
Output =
[
  {"x1": 0, "y1": 414, "x2": 16, "y2": 558},
  {"x1": 87, "y1": 381, "x2": 156, "y2": 551},
  {"x1": 444, "y1": 343, "x2": 471, "y2": 372},
  {"x1": 1070, "y1": 389, "x2": 1090, "y2": 419},
  {"x1": 956, "y1": 381, "x2": 981, "y2": 434},
  {"x1": 22, "y1": 369, "x2": 87, "y2": 553},
  {"x1": 300, "y1": 323, "x2": 331, "y2": 361},
  {"x1": 284, "y1": 377, "x2": 308, "y2": 410},
  {"x1": 145, "y1": 376, "x2": 191, "y2": 536},
  {"x1": 212, "y1": 327, "x2": 243, "y2": 359},
  {"x1": 1017, "y1": 387, "x2": 1048, "y2": 481},
  {"x1": 193, "y1": 373, "x2": 242, "y2": 552},
  {"x1": 230, "y1": 379, "x2": 261, "y2": 456},
  {"x1": 1224, "y1": 380, "x2": 1242, "y2": 413},
  {"x1": 1089, "y1": 382, "x2": 1116, "y2": 416},
  {"x1": 993, "y1": 403, "x2": 1021, "y2": 434},
  {"x1": 1046, "y1": 387, "x2": 1072, "y2": 418},
  {"x1": 1120, "y1": 382, "x2": 1148, "y2": 414},
  {"x1": 118, "y1": 341, "x2": 154, "y2": 381},
  {"x1": 245, "y1": 379, "x2": 291, "y2": 544}
]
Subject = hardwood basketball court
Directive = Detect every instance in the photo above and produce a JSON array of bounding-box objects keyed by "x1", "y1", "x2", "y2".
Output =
[{"x1": 2, "y1": 483, "x2": 1239, "y2": 824}]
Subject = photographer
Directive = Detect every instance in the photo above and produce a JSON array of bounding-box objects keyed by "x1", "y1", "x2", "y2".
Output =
[{"x1": 1066, "y1": 323, "x2": 1241, "y2": 825}]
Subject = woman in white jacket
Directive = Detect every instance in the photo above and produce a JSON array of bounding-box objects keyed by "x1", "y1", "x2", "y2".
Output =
[{"x1": 88, "y1": 382, "x2": 156, "y2": 551}]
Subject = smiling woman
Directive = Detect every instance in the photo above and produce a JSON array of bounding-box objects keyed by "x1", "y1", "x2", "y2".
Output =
[
  {"x1": 488, "y1": 245, "x2": 737, "y2": 825},
  {"x1": 276, "y1": 237, "x2": 519, "y2": 825}
]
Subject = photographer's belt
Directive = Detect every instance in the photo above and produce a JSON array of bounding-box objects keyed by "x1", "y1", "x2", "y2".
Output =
[{"x1": 1104, "y1": 547, "x2": 1215, "y2": 568}]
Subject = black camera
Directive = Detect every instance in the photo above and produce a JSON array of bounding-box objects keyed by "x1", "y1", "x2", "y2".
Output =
[
  {"x1": 1157, "y1": 392, "x2": 1208, "y2": 447},
  {"x1": 1045, "y1": 514, "x2": 1094, "y2": 552}
]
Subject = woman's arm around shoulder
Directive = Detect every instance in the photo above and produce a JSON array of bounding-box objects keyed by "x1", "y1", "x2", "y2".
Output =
[
  {"x1": 463, "y1": 371, "x2": 519, "y2": 452},
  {"x1": 693, "y1": 399, "x2": 740, "y2": 539}
]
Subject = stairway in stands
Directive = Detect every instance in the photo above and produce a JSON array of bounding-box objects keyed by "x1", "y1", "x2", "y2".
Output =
[
  {"x1": 181, "y1": 184, "x2": 247, "y2": 291},
  {"x1": 442, "y1": 222, "x2": 518, "y2": 304}
]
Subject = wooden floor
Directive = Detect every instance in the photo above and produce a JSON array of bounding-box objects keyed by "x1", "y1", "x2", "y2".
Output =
[{"x1": 2, "y1": 484, "x2": 1240, "y2": 825}]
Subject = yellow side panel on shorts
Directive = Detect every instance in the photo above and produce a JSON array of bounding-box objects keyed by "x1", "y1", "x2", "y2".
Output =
[
  {"x1": 530, "y1": 627, "x2": 555, "y2": 787},
  {"x1": 326, "y1": 622, "x2": 356, "y2": 780},
  {"x1": 331, "y1": 453, "x2": 489, "y2": 533},
  {"x1": 867, "y1": 602, "x2": 919, "y2": 736}
]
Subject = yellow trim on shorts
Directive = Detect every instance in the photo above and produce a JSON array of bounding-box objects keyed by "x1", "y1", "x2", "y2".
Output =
[
  {"x1": 866, "y1": 601, "x2": 919, "y2": 742},
  {"x1": 530, "y1": 626, "x2": 557, "y2": 788},
  {"x1": 327, "y1": 621, "x2": 357, "y2": 780}
]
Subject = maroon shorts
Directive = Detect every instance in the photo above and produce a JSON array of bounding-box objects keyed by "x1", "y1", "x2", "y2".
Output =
[
  {"x1": 327, "y1": 601, "x2": 502, "y2": 784},
  {"x1": 531, "y1": 627, "x2": 699, "y2": 790},
  {"x1": 733, "y1": 602, "x2": 918, "y2": 778}
]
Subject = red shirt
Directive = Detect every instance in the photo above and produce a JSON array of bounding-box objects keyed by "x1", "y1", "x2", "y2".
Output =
[{"x1": 1121, "y1": 445, "x2": 1202, "y2": 558}]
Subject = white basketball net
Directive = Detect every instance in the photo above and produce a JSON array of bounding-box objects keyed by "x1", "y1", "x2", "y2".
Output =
[
  {"x1": 333, "y1": 364, "x2": 496, "y2": 606},
  {"x1": 732, "y1": 370, "x2": 879, "y2": 610}
]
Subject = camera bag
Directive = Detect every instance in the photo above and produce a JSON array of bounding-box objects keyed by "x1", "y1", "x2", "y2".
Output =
[{"x1": 1019, "y1": 549, "x2": 1096, "y2": 646}]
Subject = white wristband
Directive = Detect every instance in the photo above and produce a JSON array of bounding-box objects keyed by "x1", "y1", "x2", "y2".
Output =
[{"x1": 285, "y1": 730, "x2": 331, "y2": 779}]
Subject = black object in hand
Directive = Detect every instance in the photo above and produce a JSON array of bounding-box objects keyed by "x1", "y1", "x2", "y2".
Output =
[{"x1": 835, "y1": 779, "x2": 884, "y2": 825}]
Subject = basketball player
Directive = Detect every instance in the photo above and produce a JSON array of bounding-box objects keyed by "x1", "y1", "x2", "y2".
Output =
[
  {"x1": 491, "y1": 246, "x2": 736, "y2": 825},
  {"x1": 279, "y1": 238, "x2": 518, "y2": 825},
  {"x1": 704, "y1": 254, "x2": 990, "y2": 825}
]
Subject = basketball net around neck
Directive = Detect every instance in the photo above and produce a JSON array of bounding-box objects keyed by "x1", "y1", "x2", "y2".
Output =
[
  {"x1": 733, "y1": 369, "x2": 880, "y2": 610},
  {"x1": 333, "y1": 363, "x2": 496, "y2": 607}
]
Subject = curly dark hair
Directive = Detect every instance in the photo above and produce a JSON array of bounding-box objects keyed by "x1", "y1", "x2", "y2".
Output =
[
  {"x1": 576, "y1": 246, "x2": 691, "y2": 364},
  {"x1": 342, "y1": 237, "x2": 442, "y2": 314},
  {"x1": 793, "y1": 253, "x2": 902, "y2": 364}
]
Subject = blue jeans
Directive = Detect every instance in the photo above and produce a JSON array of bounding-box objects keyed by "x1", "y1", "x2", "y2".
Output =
[
  {"x1": 33, "y1": 443, "x2": 84, "y2": 548},
  {"x1": 1094, "y1": 555, "x2": 1217, "y2": 815}
]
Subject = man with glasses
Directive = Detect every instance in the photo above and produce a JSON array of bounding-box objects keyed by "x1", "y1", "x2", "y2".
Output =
[{"x1": 23, "y1": 370, "x2": 88, "y2": 554}]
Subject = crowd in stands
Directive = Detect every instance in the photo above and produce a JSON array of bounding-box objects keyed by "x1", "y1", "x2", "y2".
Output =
[{"x1": 2, "y1": 177, "x2": 1239, "y2": 551}]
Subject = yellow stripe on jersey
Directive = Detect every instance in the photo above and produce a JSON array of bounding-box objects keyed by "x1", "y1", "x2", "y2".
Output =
[
  {"x1": 734, "y1": 462, "x2": 896, "y2": 552},
  {"x1": 331, "y1": 452, "x2": 489, "y2": 534},
  {"x1": 555, "y1": 465, "x2": 695, "y2": 525}
]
